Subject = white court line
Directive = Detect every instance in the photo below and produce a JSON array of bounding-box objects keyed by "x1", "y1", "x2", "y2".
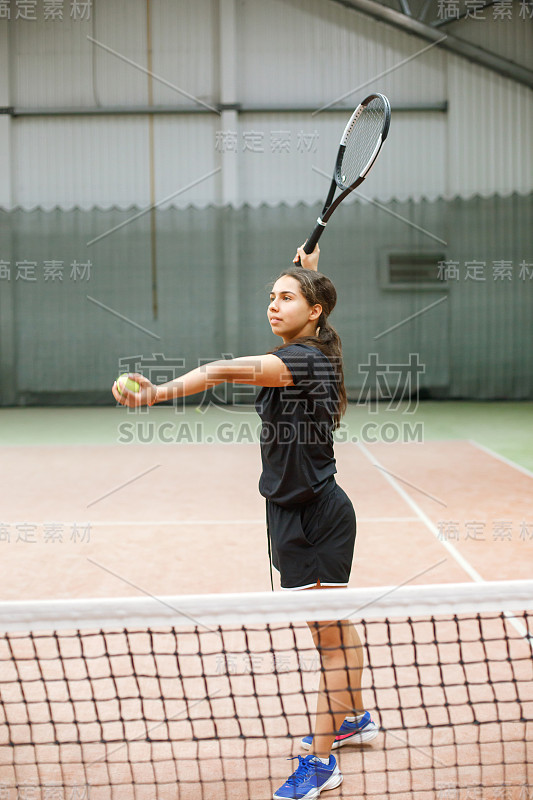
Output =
[
  {"x1": 357, "y1": 443, "x2": 484, "y2": 582},
  {"x1": 7, "y1": 517, "x2": 420, "y2": 527},
  {"x1": 468, "y1": 440, "x2": 533, "y2": 480},
  {"x1": 88, "y1": 517, "x2": 419, "y2": 526},
  {"x1": 357, "y1": 517, "x2": 419, "y2": 523},
  {"x1": 357, "y1": 442, "x2": 532, "y2": 650}
]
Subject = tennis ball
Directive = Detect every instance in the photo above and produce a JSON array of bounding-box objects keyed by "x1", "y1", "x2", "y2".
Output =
[{"x1": 117, "y1": 373, "x2": 140, "y2": 395}]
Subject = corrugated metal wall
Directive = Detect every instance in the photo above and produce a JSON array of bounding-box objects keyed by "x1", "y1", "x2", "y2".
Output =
[
  {"x1": 1, "y1": 195, "x2": 531, "y2": 405},
  {"x1": 446, "y1": 9, "x2": 533, "y2": 72},
  {"x1": 237, "y1": 0, "x2": 448, "y2": 107},
  {"x1": 2, "y1": 0, "x2": 532, "y2": 209},
  {"x1": 447, "y1": 54, "x2": 533, "y2": 198},
  {"x1": 11, "y1": 0, "x2": 217, "y2": 107}
]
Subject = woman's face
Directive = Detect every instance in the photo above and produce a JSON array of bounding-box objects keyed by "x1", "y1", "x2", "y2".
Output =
[{"x1": 268, "y1": 275, "x2": 321, "y2": 342}]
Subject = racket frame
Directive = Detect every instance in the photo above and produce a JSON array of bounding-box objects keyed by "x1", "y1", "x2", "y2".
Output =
[{"x1": 302, "y1": 93, "x2": 391, "y2": 255}]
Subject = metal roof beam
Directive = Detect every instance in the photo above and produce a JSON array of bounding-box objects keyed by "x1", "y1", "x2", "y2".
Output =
[
  {"x1": 5, "y1": 102, "x2": 448, "y2": 116},
  {"x1": 397, "y1": 0, "x2": 412, "y2": 17},
  {"x1": 328, "y1": 0, "x2": 533, "y2": 90}
]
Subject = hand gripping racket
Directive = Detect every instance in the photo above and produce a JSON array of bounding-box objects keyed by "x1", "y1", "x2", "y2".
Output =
[{"x1": 298, "y1": 93, "x2": 391, "y2": 259}]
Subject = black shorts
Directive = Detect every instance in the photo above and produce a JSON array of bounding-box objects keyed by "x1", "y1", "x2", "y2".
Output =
[{"x1": 266, "y1": 479, "x2": 356, "y2": 590}]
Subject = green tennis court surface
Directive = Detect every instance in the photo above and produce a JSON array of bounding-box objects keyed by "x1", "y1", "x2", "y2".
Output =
[{"x1": 2, "y1": 402, "x2": 532, "y2": 474}]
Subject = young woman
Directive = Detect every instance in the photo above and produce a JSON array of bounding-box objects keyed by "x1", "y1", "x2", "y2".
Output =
[{"x1": 112, "y1": 244, "x2": 378, "y2": 800}]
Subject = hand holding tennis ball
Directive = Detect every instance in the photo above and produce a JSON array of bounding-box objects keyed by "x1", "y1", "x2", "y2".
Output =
[
  {"x1": 112, "y1": 373, "x2": 157, "y2": 407},
  {"x1": 117, "y1": 374, "x2": 140, "y2": 394}
]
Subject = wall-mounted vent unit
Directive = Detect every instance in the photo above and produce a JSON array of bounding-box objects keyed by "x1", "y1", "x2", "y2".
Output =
[{"x1": 380, "y1": 251, "x2": 447, "y2": 290}]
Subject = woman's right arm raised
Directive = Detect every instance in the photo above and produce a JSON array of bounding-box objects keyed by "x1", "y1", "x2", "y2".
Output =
[{"x1": 293, "y1": 243, "x2": 320, "y2": 271}]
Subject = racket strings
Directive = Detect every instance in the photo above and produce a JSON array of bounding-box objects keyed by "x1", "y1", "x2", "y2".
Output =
[{"x1": 338, "y1": 99, "x2": 387, "y2": 187}]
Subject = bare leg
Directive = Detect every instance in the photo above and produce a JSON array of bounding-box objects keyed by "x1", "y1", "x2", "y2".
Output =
[
  {"x1": 344, "y1": 619, "x2": 366, "y2": 715},
  {"x1": 306, "y1": 618, "x2": 365, "y2": 759}
]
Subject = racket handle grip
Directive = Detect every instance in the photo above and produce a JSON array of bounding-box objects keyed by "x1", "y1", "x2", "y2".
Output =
[
  {"x1": 304, "y1": 219, "x2": 326, "y2": 254},
  {"x1": 294, "y1": 219, "x2": 326, "y2": 264}
]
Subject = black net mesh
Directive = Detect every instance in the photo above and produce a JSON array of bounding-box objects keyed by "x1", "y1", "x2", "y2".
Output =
[
  {"x1": 337, "y1": 97, "x2": 388, "y2": 188},
  {"x1": 0, "y1": 589, "x2": 532, "y2": 799}
]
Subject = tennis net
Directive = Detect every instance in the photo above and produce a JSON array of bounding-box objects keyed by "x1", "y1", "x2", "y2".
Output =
[{"x1": 0, "y1": 581, "x2": 532, "y2": 800}]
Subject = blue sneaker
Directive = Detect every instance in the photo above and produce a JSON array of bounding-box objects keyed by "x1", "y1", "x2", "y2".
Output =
[
  {"x1": 301, "y1": 712, "x2": 379, "y2": 751},
  {"x1": 273, "y1": 755, "x2": 342, "y2": 800}
]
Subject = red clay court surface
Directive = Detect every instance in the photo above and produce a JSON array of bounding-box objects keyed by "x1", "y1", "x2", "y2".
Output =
[
  {"x1": 1, "y1": 440, "x2": 532, "y2": 597},
  {"x1": 0, "y1": 440, "x2": 532, "y2": 799}
]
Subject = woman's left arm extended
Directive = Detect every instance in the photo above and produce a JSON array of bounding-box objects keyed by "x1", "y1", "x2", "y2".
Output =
[{"x1": 112, "y1": 354, "x2": 294, "y2": 408}]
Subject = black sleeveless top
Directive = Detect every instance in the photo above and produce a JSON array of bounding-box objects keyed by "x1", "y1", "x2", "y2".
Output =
[{"x1": 255, "y1": 343, "x2": 339, "y2": 507}]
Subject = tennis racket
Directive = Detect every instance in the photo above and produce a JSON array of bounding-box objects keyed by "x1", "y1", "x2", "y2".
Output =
[{"x1": 297, "y1": 93, "x2": 391, "y2": 259}]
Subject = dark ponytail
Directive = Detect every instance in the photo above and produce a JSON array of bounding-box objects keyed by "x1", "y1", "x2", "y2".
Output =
[{"x1": 268, "y1": 267, "x2": 347, "y2": 429}]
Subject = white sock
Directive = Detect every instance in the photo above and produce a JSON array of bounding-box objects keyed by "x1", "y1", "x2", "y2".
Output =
[{"x1": 311, "y1": 755, "x2": 331, "y2": 765}]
